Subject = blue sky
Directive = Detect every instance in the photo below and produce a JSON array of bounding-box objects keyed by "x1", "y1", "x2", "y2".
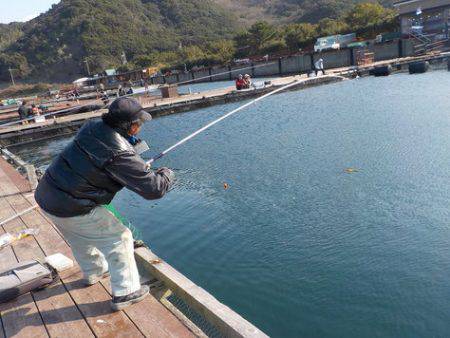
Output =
[{"x1": 0, "y1": 0, "x2": 60, "y2": 24}]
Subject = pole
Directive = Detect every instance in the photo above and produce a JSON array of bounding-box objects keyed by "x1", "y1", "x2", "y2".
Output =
[
  {"x1": 147, "y1": 77, "x2": 308, "y2": 165},
  {"x1": 8, "y1": 68, "x2": 15, "y2": 86},
  {"x1": 84, "y1": 59, "x2": 91, "y2": 76}
]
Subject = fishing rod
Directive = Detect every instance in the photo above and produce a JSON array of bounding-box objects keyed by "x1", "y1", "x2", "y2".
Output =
[{"x1": 147, "y1": 77, "x2": 303, "y2": 165}]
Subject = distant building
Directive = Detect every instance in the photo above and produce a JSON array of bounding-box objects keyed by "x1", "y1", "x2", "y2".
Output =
[{"x1": 394, "y1": 0, "x2": 450, "y2": 37}]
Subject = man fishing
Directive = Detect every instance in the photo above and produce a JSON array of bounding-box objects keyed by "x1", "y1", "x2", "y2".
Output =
[{"x1": 35, "y1": 97, "x2": 174, "y2": 311}]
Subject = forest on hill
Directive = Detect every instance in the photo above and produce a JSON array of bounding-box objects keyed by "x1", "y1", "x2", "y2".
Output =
[
  {"x1": 0, "y1": 0, "x2": 396, "y2": 83},
  {"x1": 215, "y1": 0, "x2": 393, "y2": 24}
]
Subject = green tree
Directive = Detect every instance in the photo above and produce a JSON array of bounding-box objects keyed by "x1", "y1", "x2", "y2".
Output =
[
  {"x1": 207, "y1": 40, "x2": 236, "y2": 64},
  {"x1": 133, "y1": 55, "x2": 156, "y2": 69},
  {"x1": 284, "y1": 23, "x2": 318, "y2": 51},
  {"x1": 182, "y1": 45, "x2": 207, "y2": 66},
  {"x1": 0, "y1": 52, "x2": 30, "y2": 81},
  {"x1": 248, "y1": 21, "x2": 278, "y2": 51},
  {"x1": 344, "y1": 3, "x2": 395, "y2": 31},
  {"x1": 317, "y1": 18, "x2": 348, "y2": 36}
]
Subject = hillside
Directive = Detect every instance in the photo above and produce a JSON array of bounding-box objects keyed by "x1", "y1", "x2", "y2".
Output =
[
  {"x1": 0, "y1": 0, "x2": 395, "y2": 83},
  {"x1": 215, "y1": 0, "x2": 393, "y2": 24},
  {"x1": 0, "y1": 0, "x2": 236, "y2": 82},
  {"x1": 0, "y1": 23, "x2": 24, "y2": 51}
]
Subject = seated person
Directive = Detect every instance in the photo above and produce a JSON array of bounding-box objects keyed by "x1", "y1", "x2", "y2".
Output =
[
  {"x1": 235, "y1": 74, "x2": 245, "y2": 90},
  {"x1": 31, "y1": 104, "x2": 41, "y2": 116},
  {"x1": 243, "y1": 74, "x2": 252, "y2": 89}
]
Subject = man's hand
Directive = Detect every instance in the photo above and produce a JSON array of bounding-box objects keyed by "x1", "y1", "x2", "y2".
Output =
[{"x1": 156, "y1": 167, "x2": 175, "y2": 186}]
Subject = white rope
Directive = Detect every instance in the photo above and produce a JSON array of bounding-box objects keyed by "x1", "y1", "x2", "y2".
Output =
[{"x1": 0, "y1": 205, "x2": 38, "y2": 227}]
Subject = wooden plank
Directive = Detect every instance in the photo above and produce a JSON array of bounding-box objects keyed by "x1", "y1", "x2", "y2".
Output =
[
  {"x1": 32, "y1": 283, "x2": 95, "y2": 338},
  {"x1": 0, "y1": 211, "x2": 94, "y2": 338},
  {"x1": 62, "y1": 271, "x2": 144, "y2": 338},
  {"x1": 100, "y1": 279, "x2": 195, "y2": 338},
  {"x1": 0, "y1": 157, "x2": 30, "y2": 193},
  {"x1": 0, "y1": 200, "x2": 49, "y2": 338},
  {"x1": 1, "y1": 184, "x2": 143, "y2": 337},
  {"x1": 124, "y1": 294, "x2": 196, "y2": 338},
  {"x1": 0, "y1": 176, "x2": 144, "y2": 338},
  {"x1": 0, "y1": 293, "x2": 49, "y2": 338}
]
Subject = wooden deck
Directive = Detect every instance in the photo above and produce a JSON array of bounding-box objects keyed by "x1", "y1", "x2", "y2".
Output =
[{"x1": 0, "y1": 156, "x2": 196, "y2": 338}]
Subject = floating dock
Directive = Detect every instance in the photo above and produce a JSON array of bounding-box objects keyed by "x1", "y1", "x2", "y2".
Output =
[
  {"x1": 0, "y1": 75, "x2": 344, "y2": 147},
  {"x1": 0, "y1": 155, "x2": 268, "y2": 337}
]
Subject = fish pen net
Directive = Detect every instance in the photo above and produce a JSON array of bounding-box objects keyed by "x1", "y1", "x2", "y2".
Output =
[{"x1": 165, "y1": 292, "x2": 224, "y2": 338}]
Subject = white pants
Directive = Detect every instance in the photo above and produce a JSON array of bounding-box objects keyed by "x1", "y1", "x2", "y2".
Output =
[{"x1": 44, "y1": 206, "x2": 141, "y2": 297}]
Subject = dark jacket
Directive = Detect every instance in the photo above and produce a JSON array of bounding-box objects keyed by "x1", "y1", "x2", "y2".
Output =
[
  {"x1": 35, "y1": 120, "x2": 172, "y2": 217},
  {"x1": 18, "y1": 105, "x2": 30, "y2": 119}
]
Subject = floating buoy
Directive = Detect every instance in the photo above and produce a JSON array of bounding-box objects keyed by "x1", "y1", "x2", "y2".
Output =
[
  {"x1": 409, "y1": 61, "x2": 429, "y2": 74},
  {"x1": 223, "y1": 183, "x2": 229, "y2": 190},
  {"x1": 370, "y1": 65, "x2": 392, "y2": 77},
  {"x1": 344, "y1": 168, "x2": 359, "y2": 173}
]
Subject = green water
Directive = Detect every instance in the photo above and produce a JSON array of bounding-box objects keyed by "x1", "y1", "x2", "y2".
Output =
[{"x1": 13, "y1": 71, "x2": 450, "y2": 337}]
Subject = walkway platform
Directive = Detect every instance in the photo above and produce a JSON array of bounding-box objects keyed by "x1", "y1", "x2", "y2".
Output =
[{"x1": 0, "y1": 156, "x2": 195, "y2": 337}]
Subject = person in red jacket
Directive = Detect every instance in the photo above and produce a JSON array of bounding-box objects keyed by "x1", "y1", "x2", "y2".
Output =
[{"x1": 235, "y1": 74, "x2": 245, "y2": 90}]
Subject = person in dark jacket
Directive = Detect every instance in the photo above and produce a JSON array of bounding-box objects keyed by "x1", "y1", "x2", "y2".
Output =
[
  {"x1": 35, "y1": 97, "x2": 174, "y2": 311},
  {"x1": 18, "y1": 101, "x2": 30, "y2": 125}
]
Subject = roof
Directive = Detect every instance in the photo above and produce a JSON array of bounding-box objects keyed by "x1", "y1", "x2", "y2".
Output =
[
  {"x1": 394, "y1": 0, "x2": 450, "y2": 15},
  {"x1": 104, "y1": 68, "x2": 117, "y2": 76}
]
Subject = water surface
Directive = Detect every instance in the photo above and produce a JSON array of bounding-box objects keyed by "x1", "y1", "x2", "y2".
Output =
[{"x1": 13, "y1": 71, "x2": 450, "y2": 337}]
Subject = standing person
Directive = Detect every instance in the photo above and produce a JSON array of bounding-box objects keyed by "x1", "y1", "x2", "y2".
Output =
[
  {"x1": 118, "y1": 84, "x2": 126, "y2": 97},
  {"x1": 34, "y1": 97, "x2": 174, "y2": 311},
  {"x1": 314, "y1": 58, "x2": 326, "y2": 76},
  {"x1": 18, "y1": 101, "x2": 30, "y2": 125},
  {"x1": 100, "y1": 91, "x2": 109, "y2": 105}
]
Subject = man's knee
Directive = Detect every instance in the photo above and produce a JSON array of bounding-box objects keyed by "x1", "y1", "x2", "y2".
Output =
[{"x1": 120, "y1": 227, "x2": 134, "y2": 244}]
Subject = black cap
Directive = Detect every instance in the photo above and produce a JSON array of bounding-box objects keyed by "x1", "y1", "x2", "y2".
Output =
[{"x1": 107, "y1": 97, "x2": 152, "y2": 124}]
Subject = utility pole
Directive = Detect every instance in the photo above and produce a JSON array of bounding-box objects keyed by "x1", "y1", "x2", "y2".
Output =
[
  {"x1": 8, "y1": 68, "x2": 15, "y2": 86},
  {"x1": 84, "y1": 59, "x2": 91, "y2": 76}
]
